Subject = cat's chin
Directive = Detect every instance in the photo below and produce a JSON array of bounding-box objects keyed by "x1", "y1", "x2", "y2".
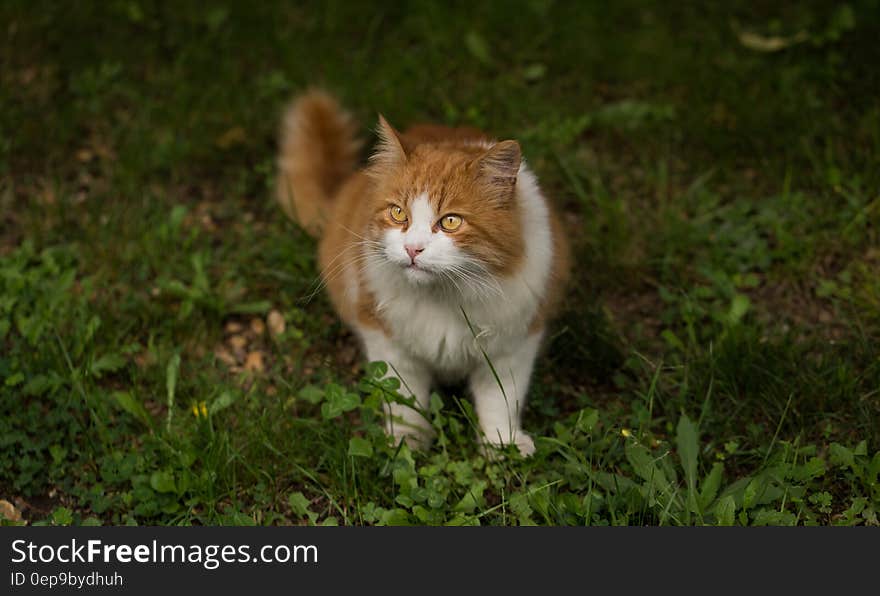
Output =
[{"x1": 402, "y1": 265, "x2": 435, "y2": 285}]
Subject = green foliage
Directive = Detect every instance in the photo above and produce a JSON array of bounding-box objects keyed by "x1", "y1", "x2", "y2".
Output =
[
  {"x1": 0, "y1": 243, "x2": 100, "y2": 495},
  {"x1": 1, "y1": 0, "x2": 878, "y2": 526}
]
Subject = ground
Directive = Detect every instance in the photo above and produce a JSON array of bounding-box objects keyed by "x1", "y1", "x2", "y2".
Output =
[{"x1": 1, "y1": 1, "x2": 878, "y2": 526}]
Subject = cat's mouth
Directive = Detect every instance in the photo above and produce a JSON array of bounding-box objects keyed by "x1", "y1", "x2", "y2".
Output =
[{"x1": 403, "y1": 262, "x2": 433, "y2": 283}]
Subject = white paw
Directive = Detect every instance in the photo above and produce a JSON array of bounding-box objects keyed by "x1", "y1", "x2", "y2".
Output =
[
  {"x1": 386, "y1": 419, "x2": 434, "y2": 451},
  {"x1": 513, "y1": 433, "x2": 536, "y2": 457},
  {"x1": 481, "y1": 431, "x2": 536, "y2": 458},
  {"x1": 391, "y1": 430, "x2": 434, "y2": 451}
]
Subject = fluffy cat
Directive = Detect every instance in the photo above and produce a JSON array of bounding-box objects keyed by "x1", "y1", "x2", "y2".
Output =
[{"x1": 276, "y1": 90, "x2": 569, "y2": 455}]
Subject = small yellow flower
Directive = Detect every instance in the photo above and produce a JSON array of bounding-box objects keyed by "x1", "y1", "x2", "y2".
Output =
[
  {"x1": 191, "y1": 403, "x2": 200, "y2": 418},
  {"x1": 621, "y1": 428, "x2": 632, "y2": 438},
  {"x1": 199, "y1": 401, "x2": 208, "y2": 418}
]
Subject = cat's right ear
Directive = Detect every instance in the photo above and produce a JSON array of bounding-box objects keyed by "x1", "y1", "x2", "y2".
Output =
[{"x1": 371, "y1": 115, "x2": 409, "y2": 170}]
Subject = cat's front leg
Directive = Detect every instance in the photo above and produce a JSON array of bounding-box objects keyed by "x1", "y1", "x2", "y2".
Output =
[
  {"x1": 469, "y1": 332, "x2": 542, "y2": 457},
  {"x1": 359, "y1": 328, "x2": 434, "y2": 449}
]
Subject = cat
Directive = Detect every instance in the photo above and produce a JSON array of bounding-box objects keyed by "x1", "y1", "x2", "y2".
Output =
[{"x1": 276, "y1": 90, "x2": 569, "y2": 456}]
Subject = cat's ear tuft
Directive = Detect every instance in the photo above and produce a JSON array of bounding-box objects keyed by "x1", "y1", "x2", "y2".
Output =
[
  {"x1": 477, "y1": 140, "x2": 521, "y2": 201},
  {"x1": 371, "y1": 115, "x2": 409, "y2": 170}
]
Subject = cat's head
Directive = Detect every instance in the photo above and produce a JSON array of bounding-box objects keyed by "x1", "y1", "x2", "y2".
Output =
[{"x1": 364, "y1": 117, "x2": 525, "y2": 293}]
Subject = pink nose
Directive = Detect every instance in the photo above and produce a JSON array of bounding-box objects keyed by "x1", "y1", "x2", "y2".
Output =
[{"x1": 405, "y1": 245, "x2": 424, "y2": 262}]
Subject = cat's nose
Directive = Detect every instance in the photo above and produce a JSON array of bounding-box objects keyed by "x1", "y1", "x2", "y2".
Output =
[{"x1": 405, "y1": 245, "x2": 425, "y2": 262}]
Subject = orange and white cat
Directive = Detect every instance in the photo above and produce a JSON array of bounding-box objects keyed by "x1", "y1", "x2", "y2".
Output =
[{"x1": 276, "y1": 90, "x2": 569, "y2": 455}]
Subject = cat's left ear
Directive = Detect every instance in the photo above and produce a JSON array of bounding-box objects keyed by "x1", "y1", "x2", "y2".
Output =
[{"x1": 477, "y1": 140, "x2": 521, "y2": 202}]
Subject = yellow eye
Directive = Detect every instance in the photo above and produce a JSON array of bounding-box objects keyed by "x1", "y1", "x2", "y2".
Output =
[
  {"x1": 389, "y1": 205, "x2": 407, "y2": 223},
  {"x1": 439, "y1": 214, "x2": 462, "y2": 232}
]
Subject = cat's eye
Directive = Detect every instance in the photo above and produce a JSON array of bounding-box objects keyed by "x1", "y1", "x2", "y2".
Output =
[
  {"x1": 389, "y1": 205, "x2": 407, "y2": 223},
  {"x1": 439, "y1": 214, "x2": 463, "y2": 232}
]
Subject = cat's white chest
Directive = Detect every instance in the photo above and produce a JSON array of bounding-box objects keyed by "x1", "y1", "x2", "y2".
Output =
[{"x1": 378, "y1": 291, "x2": 500, "y2": 378}]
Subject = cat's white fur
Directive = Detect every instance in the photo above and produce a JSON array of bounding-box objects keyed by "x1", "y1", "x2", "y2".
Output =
[{"x1": 352, "y1": 164, "x2": 553, "y2": 455}]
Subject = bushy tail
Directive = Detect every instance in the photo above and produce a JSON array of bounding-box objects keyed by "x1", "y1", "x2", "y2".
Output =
[{"x1": 275, "y1": 90, "x2": 361, "y2": 237}]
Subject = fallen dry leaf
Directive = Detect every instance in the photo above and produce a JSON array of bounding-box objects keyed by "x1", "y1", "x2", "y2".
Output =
[
  {"x1": 267, "y1": 310, "x2": 286, "y2": 337},
  {"x1": 214, "y1": 346, "x2": 237, "y2": 367},
  {"x1": 250, "y1": 317, "x2": 266, "y2": 336},
  {"x1": 0, "y1": 499, "x2": 22, "y2": 522},
  {"x1": 228, "y1": 334, "x2": 247, "y2": 351},
  {"x1": 735, "y1": 27, "x2": 808, "y2": 52},
  {"x1": 216, "y1": 126, "x2": 247, "y2": 149},
  {"x1": 225, "y1": 321, "x2": 244, "y2": 334},
  {"x1": 200, "y1": 214, "x2": 217, "y2": 232},
  {"x1": 244, "y1": 351, "x2": 265, "y2": 373}
]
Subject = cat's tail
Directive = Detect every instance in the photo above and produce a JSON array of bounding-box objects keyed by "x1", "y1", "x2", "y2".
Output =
[{"x1": 276, "y1": 89, "x2": 361, "y2": 237}]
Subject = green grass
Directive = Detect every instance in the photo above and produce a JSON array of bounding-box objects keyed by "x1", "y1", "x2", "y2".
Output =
[{"x1": 1, "y1": 0, "x2": 878, "y2": 526}]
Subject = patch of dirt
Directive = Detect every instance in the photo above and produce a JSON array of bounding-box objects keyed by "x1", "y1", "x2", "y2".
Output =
[
  {"x1": 749, "y1": 278, "x2": 849, "y2": 342},
  {"x1": 298, "y1": 320, "x2": 363, "y2": 386},
  {"x1": 215, "y1": 315, "x2": 280, "y2": 380},
  {"x1": 601, "y1": 282, "x2": 666, "y2": 349}
]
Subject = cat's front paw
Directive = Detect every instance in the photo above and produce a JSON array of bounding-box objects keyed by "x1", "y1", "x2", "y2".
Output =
[
  {"x1": 384, "y1": 406, "x2": 435, "y2": 451},
  {"x1": 481, "y1": 431, "x2": 536, "y2": 459},
  {"x1": 386, "y1": 418, "x2": 435, "y2": 451},
  {"x1": 512, "y1": 433, "x2": 536, "y2": 457},
  {"x1": 390, "y1": 428, "x2": 434, "y2": 451}
]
